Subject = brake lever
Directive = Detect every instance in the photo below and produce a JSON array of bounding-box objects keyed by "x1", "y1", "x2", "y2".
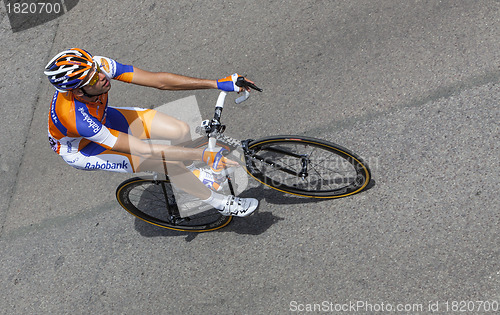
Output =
[{"x1": 236, "y1": 76, "x2": 263, "y2": 92}]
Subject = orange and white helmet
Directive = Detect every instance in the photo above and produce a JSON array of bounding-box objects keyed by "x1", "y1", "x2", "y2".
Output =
[{"x1": 44, "y1": 48, "x2": 94, "y2": 92}]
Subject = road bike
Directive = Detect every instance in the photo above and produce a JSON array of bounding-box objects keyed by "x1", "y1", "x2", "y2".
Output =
[{"x1": 116, "y1": 79, "x2": 371, "y2": 232}]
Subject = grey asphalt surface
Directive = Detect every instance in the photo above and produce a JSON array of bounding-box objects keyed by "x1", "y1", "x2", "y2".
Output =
[{"x1": 1, "y1": 0, "x2": 499, "y2": 314}]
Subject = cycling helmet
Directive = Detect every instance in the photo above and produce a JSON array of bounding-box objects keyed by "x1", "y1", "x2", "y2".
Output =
[{"x1": 44, "y1": 48, "x2": 94, "y2": 92}]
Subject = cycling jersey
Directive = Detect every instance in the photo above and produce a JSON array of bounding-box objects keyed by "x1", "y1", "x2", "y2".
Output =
[{"x1": 47, "y1": 56, "x2": 156, "y2": 173}]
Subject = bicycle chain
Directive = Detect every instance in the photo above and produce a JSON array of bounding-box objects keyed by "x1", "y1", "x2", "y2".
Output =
[{"x1": 216, "y1": 134, "x2": 242, "y2": 149}]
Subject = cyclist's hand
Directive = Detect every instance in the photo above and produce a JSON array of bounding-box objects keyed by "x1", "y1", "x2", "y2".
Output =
[
  {"x1": 202, "y1": 147, "x2": 238, "y2": 171},
  {"x1": 217, "y1": 73, "x2": 248, "y2": 92}
]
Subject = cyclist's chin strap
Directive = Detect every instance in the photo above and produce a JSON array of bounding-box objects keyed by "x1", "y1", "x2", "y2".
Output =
[{"x1": 80, "y1": 87, "x2": 105, "y2": 101}]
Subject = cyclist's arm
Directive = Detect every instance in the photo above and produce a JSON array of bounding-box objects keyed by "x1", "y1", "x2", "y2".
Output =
[
  {"x1": 112, "y1": 131, "x2": 203, "y2": 161},
  {"x1": 131, "y1": 67, "x2": 217, "y2": 91}
]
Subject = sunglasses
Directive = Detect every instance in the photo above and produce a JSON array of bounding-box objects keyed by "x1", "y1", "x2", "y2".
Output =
[{"x1": 86, "y1": 62, "x2": 101, "y2": 86}]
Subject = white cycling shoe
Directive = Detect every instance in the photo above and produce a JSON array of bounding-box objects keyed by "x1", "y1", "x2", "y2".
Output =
[{"x1": 218, "y1": 195, "x2": 259, "y2": 217}]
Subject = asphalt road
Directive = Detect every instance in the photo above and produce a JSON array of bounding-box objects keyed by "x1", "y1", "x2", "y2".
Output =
[{"x1": 1, "y1": 0, "x2": 499, "y2": 314}]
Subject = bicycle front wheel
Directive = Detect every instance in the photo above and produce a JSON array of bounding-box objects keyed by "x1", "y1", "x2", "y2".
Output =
[
  {"x1": 245, "y1": 136, "x2": 371, "y2": 198},
  {"x1": 116, "y1": 177, "x2": 232, "y2": 232}
]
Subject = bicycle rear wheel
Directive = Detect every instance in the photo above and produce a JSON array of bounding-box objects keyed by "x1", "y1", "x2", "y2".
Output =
[
  {"x1": 116, "y1": 177, "x2": 232, "y2": 232},
  {"x1": 245, "y1": 136, "x2": 371, "y2": 198}
]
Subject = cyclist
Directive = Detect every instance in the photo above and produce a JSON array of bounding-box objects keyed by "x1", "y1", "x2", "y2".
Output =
[{"x1": 44, "y1": 48, "x2": 258, "y2": 217}]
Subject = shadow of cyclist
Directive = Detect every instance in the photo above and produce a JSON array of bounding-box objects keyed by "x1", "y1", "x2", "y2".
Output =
[{"x1": 131, "y1": 179, "x2": 375, "y2": 240}]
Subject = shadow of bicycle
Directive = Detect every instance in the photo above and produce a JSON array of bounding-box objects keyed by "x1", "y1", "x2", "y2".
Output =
[{"x1": 131, "y1": 179, "x2": 375, "y2": 241}]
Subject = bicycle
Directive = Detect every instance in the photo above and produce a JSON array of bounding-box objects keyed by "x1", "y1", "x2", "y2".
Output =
[{"x1": 116, "y1": 79, "x2": 372, "y2": 232}]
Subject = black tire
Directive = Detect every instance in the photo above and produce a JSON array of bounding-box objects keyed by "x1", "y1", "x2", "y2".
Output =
[
  {"x1": 245, "y1": 136, "x2": 371, "y2": 198},
  {"x1": 116, "y1": 176, "x2": 232, "y2": 232}
]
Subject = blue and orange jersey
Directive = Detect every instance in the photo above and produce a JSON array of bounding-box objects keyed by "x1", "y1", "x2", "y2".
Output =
[{"x1": 47, "y1": 56, "x2": 134, "y2": 155}]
